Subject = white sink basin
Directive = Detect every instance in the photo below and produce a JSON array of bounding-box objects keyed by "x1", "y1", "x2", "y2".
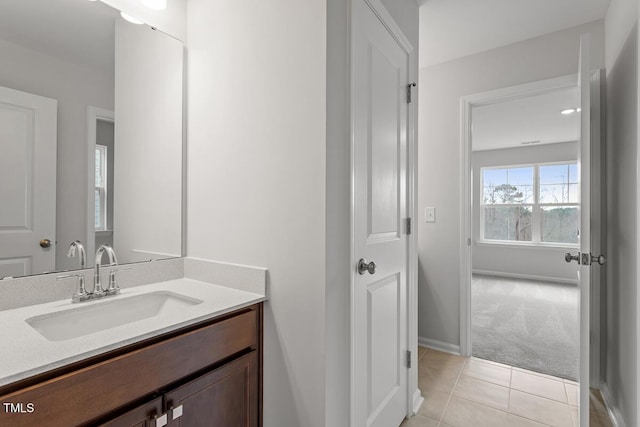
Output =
[{"x1": 26, "y1": 291, "x2": 203, "y2": 342}]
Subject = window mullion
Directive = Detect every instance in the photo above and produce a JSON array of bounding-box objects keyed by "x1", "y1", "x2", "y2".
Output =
[{"x1": 532, "y1": 165, "x2": 541, "y2": 243}]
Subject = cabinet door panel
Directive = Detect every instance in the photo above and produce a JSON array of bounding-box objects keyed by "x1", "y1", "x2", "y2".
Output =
[
  {"x1": 97, "y1": 397, "x2": 163, "y2": 427},
  {"x1": 166, "y1": 351, "x2": 258, "y2": 427}
]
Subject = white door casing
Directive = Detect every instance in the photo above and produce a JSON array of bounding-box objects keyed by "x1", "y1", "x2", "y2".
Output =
[
  {"x1": 0, "y1": 85, "x2": 57, "y2": 278},
  {"x1": 351, "y1": 0, "x2": 412, "y2": 425}
]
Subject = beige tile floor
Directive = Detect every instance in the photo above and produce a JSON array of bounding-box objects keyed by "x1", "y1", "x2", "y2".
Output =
[{"x1": 401, "y1": 346, "x2": 613, "y2": 427}]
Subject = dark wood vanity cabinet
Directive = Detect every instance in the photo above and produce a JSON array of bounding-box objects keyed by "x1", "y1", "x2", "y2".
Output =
[
  {"x1": 101, "y1": 351, "x2": 258, "y2": 427},
  {"x1": 0, "y1": 303, "x2": 263, "y2": 427}
]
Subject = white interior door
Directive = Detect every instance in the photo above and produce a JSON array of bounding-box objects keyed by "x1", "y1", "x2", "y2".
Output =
[
  {"x1": 0, "y1": 85, "x2": 57, "y2": 278},
  {"x1": 577, "y1": 33, "x2": 593, "y2": 427},
  {"x1": 352, "y1": 0, "x2": 409, "y2": 425}
]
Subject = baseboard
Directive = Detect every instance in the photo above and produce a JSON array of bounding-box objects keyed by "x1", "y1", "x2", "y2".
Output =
[
  {"x1": 411, "y1": 388, "x2": 424, "y2": 415},
  {"x1": 418, "y1": 336, "x2": 461, "y2": 355},
  {"x1": 472, "y1": 269, "x2": 578, "y2": 285},
  {"x1": 600, "y1": 382, "x2": 627, "y2": 427}
]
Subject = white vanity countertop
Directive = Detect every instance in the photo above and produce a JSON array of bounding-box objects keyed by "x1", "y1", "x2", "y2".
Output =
[{"x1": 0, "y1": 278, "x2": 266, "y2": 387}]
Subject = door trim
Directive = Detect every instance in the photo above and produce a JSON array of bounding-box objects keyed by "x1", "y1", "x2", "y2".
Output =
[
  {"x1": 86, "y1": 106, "x2": 115, "y2": 263},
  {"x1": 349, "y1": 0, "x2": 420, "y2": 424}
]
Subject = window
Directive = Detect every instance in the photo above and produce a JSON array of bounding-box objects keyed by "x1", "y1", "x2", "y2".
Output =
[
  {"x1": 481, "y1": 162, "x2": 578, "y2": 245},
  {"x1": 95, "y1": 145, "x2": 107, "y2": 231}
]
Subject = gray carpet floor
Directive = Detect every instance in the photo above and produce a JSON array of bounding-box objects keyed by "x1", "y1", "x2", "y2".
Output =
[{"x1": 472, "y1": 274, "x2": 579, "y2": 381}]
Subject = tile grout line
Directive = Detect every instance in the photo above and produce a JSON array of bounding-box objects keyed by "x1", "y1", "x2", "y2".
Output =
[
  {"x1": 562, "y1": 381, "x2": 570, "y2": 409},
  {"x1": 425, "y1": 351, "x2": 571, "y2": 427},
  {"x1": 436, "y1": 357, "x2": 467, "y2": 425},
  {"x1": 507, "y1": 367, "x2": 559, "y2": 427},
  {"x1": 507, "y1": 366, "x2": 512, "y2": 416}
]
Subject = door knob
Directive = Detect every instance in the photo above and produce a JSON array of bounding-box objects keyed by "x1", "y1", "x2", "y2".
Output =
[
  {"x1": 39, "y1": 239, "x2": 52, "y2": 248},
  {"x1": 358, "y1": 259, "x2": 376, "y2": 275},
  {"x1": 564, "y1": 252, "x2": 579, "y2": 263},
  {"x1": 565, "y1": 252, "x2": 606, "y2": 265}
]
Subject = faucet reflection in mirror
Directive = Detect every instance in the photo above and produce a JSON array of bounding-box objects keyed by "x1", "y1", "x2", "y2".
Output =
[{"x1": 67, "y1": 241, "x2": 87, "y2": 269}]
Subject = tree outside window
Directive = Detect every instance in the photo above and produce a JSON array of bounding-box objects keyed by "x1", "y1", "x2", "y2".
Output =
[{"x1": 481, "y1": 163, "x2": 578, "y2": 245}]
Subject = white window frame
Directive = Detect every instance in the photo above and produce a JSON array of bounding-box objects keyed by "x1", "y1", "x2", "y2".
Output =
[
  {"x1": 480, "y1": 160, "x2": 579, "y2": 247},
  {"x1": 95, "y1": 144, "x2": 108, "y2": 232}
]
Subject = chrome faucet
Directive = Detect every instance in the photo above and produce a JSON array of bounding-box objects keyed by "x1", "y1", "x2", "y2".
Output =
[
  {"x1": 58, "y1": 245, "x2": 124, "y2": 303},
  {"x1": 67, "y1": 240, "x2": 86, "y2": 269},
  {"x1": 95, "y1": 245, "x2": 119, "y2": 296}
]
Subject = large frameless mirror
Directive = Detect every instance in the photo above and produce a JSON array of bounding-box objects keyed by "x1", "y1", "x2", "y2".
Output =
[{"x1": 0, "y1": 0, "x2": 184, "y2": 279}]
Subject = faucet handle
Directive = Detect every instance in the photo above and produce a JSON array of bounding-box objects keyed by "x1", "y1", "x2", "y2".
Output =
[
  {"x1": 107, "y1": 267, "x2": 132, "y2": 295},
  {"x1": 57, "y1": 274, "x2": 89, "y2": 303}
]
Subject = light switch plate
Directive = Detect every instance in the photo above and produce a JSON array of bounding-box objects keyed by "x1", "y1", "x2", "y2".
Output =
[{"x1": 424, "y1": 207, "x2": 435, "y2": 222}]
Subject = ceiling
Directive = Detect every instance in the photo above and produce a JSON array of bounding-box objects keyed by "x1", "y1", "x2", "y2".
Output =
[
  {"x1": 419, "y1": 0, "x2": 610, "y2": 68},
  {"x1": 472, "y1": 87, "x2": 579, "y2": 151},
  {"x1": 0, "y1": 0, "x2": 118, "y2": 74}
]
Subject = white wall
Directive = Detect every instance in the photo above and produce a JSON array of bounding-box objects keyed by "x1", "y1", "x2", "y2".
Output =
[
  {"x1": 0, "y1": 38, "x2": 113, "y2": 272},
  {"x1": 100, "y1": 0, "x2": 186, "y2": 42},
  {"x1": 472, "y1": 142, "x2": 578, "y2": 283},
  {"x1": 186, "y1": 1, "x2": 327, "y2": 426},
  {"x1": 187, "y1": 1, "x2": 418, "y2": 425},
  {"x1": 605, "y1": 0, "x2": 639, "y2": 73},
  {"x1": 114, "y1": 20, "x2": 183, "y2": 264},
  {"x1": 418, "y1": 20, "x2": 605, "y2": 348},
  {"x1": 603, "y1": 0, "x2": 638, "y2": 424},
  {"x1": 325, "y1": 1, "x2": 419, "y2": 425}
]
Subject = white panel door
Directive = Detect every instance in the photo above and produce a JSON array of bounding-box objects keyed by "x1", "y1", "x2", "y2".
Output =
[
  {"x1": 562, "y1": 33, "x2": 605, "y2": 427},
  {"x1": 577, "y1": 33, "x2": 592, "y2": 427},
  {"x1": 0, "y1": 86, "x2": 57, "y2": 278},
  {"x1": 353, "y1": 0, "x2": 409, "y2": 426}
]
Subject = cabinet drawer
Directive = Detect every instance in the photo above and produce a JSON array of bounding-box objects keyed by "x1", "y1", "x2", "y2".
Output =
[
  {"x1": 0, "y1": 309, "x2": 257, "y2": 427},
  {"x1": 98, "y1": 397, "x2": 163, "y2": 427}
]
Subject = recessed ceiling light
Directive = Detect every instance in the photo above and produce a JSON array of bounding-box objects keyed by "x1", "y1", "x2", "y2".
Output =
[
  {"x1": 576, "y1": 108, "x2": 581, "y2": 112},
  {"x1": 141, "y1": 0, "x2": 167, "y2": 10},
  {"x1": 121, "y1": 12, "x2": 144, "y2": 24},
  {"x1": 561, "y1": 109, "x2": 576, "y2": 115}
]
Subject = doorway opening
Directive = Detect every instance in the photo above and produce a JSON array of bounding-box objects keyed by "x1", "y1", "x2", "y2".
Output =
[
  {"x1": 460, "y1": 71, "x2": 605, "y2": 382},
  {"x1": 470, "y1": 85, "x2": 581, "y2": 380},
  {"x1": 458, "y1": 64, "x2": 606, "y2": 427}
]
